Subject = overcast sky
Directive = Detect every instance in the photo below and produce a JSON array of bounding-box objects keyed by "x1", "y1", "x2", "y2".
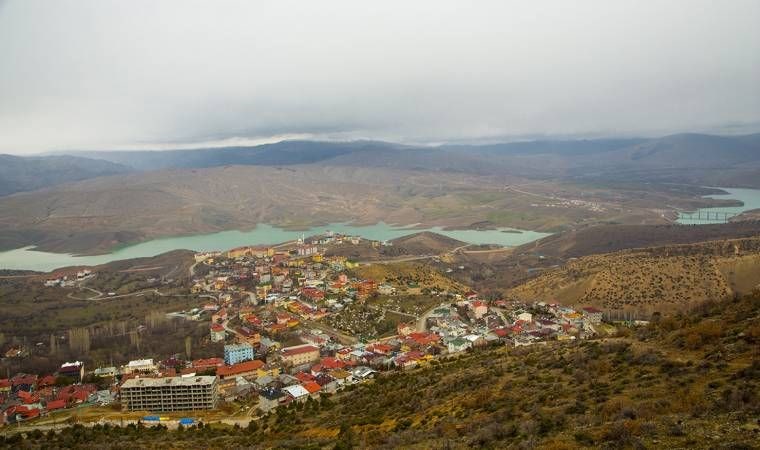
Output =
[{"x1": 1, "y1": 1, "x2": 759, "y2": 154}]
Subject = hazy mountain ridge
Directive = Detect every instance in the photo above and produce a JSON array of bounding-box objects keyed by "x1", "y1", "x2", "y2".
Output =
[
  {"x1": 0, "y1": 154, "x2": 131, "y2": 196},
  {"x1": 1, "y1": 132, "x2": 758, "y2": 254},
  {"x1": 4, "y1": 133, "x2": 758, "y2": 199},
  {"x1": 61, "y1": 133, "x2": 760, "y2": 176}
]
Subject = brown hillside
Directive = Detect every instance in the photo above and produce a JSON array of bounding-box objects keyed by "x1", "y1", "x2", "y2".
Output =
[
  {"x1": 515, "y1": 221, "x2": 760, "y2": 259},
  {"x1": 507, "y1": 237, "x2": 760, "y2": 313},
  {"x1": 388, "y1": 231, "x2": 466, "y2": 254}
]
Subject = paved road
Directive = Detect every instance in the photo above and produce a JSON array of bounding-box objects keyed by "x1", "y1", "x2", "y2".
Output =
[
  {"x1": 189, "y1": 261, "x2": 199, "y2": 278},
  {"x1": 461, "y1": 247, "x2": 512, "y2": 254},
  {"x1": 417, "y1": 303, "x2": 446, "y2": 332}
]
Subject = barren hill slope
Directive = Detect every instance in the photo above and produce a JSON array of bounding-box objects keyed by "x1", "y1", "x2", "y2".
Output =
[
  {"x1": 389, "y1": 231, "x2": 466, "y2": 254},
  {"x1": 507, "y1": 237, "x2": 760, "y2": 313},
  {"x1": 515, "y1": 221, "x2": 760, "y2": 259}
]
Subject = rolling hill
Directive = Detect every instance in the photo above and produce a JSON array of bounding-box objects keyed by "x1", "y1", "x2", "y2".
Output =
[
  {"x1": 323, "y1": 232, "x2": 467, "y2": 261},
  {"x1": 389, "y1": 231, "x2": 467, "y2": 254},
  {"x1": 0, "y1": 165, "x2": 513, "y2": 254},
  {"x1": 70, "y1": 140, "x2": 410, "y2": 171},
  {"x1": 514, "y1": 221, "x2": 760, "y2": 259},
  {"x1": 0, "y1": 154, "x2": 130, "y2": 196},
  {"x1": 64, "y1": 133, "x2": 760, "y2": 180},
  {"x1": 2, "y1": 132, "x2": 758, "y2": 254},
  {"x1": 507, "y1": 237, "x2": 760, "y2": 313}
]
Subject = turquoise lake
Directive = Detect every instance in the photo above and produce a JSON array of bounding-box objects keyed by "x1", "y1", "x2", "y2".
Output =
[
  {"x1": 0, "y1": 223, "x2": 551, "y2": 272},
  {"x1": 676, "y1": 187, "x2": 760, "y2": 224}
]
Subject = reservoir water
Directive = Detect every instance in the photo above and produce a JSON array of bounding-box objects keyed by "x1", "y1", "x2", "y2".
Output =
[
  {"x1": 676, "y1": 187, "x2": 760, "y2": 224},
  {"x1": 0, "y1": 222, "x2": 551, "y2": 272}
]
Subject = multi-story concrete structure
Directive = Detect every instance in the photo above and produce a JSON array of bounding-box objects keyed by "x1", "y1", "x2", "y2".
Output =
[
  {"x1": 120, "y1": 376, "x2": 218, "y2": 412},
  {"x1": 224, "y1": 343, "x2": 254, "y2": 365}
]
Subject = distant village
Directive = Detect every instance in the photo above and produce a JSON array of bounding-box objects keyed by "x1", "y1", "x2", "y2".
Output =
[{"x1": 2, "y1": 231, "x2": 616, "y2": 427}]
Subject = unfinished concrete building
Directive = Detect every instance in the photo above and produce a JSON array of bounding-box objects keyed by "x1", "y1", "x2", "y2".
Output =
[{"x1": 120, "y1": 376, "x2": 218, "y2": 411}]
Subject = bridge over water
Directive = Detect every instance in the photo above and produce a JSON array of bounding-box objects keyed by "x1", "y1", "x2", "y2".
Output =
[{"x1": 678, "y1": 211, "x2": 738, "y2": 223}]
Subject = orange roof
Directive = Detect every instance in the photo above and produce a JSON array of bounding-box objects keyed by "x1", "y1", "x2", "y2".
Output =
[
  {"x1": 370, "y1": 343, "x2": 393, "y2": 353},
  {"x1": 193, "y1": 357, "x2": 224, "y2": 368},
  {"x1": 282, "y1": 345, "x2": 319, "y2": 357},
  {"x1": 217, "y1": 360, "x2": 264, "y2": 377},
  {"x1": 302, "y1": 381, "x2": 321, "y2": 394},
  {"x1": 46, "y1": 399, "x2": 67, "y2": 410}
]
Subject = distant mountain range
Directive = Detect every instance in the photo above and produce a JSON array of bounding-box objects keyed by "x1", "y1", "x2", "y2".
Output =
[
  {"x1": 0, "y1": 154, "x2": 130, "y2": 196},
  {"x1": 0, "y1": 132, "x2": 758, "y2": 254},
  {"x1": 3, "y1": 133, "x2": 759, "y2": 197},
  {"x1": 64, "y1": 133, "x2": 760, "y2": 174}
]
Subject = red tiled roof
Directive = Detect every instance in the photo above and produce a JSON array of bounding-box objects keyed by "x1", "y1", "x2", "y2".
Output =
[
  {"x1": 295, "y1": 372, "x2": 315, "y2": 382},
  {"x1": 282, "y1": 345, "x2": 319, "y2": 357},
  {"x1": 407, "y1": 332, "x2": 440, "y2": 345},
  {"x1": 193, "y1": 357, "x2": 224, "y2": 369},
  {"x1": 18, "y1": 390, "x2": 40, "y2": 403},
  {"x1": 11, "y1": 374, "x2": 37, "y2": 387},
  {"x1": 319, "y1": 357, "x2": 345, "y2": 370},
  {"x1": 302, "y1": 381, "x2": 321, "y2": 394},
  {"x1": 38, "y1": 375, "x2": 57, "y2": 387},
  {"x1": 217, "y1": 360, "x2": 265, "y2": 377},
  {"x1": 46, "y1": 399, "x2": 67, "y2": 410},
  {"x1": 370, "y1": 344, "x2": 393, "y2": 353}
]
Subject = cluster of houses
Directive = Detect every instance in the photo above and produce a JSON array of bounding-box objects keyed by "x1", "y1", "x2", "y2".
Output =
[
  {"x1": 417, "y1": 294, "x2": 606, "y2": 351},
  {"x1": 3, "y1": 233, "x2": 611, "y2": 423},
  {"x1": 2, "y1": 290, "x2": 608, "y2": 425},
  {"x1": 0, "y1": 361, "x2": 115, "y2": 425},
  {"x1": 184, "y1": 237, "x2": 389, "y2": 349},
  {"x1": 43, "y1": 269, "x2": 94, "y2": 288}
]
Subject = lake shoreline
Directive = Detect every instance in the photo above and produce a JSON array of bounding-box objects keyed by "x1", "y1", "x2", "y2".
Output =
[{"x1": 0, "y1": 222, "x2": 551, "y2": 272}]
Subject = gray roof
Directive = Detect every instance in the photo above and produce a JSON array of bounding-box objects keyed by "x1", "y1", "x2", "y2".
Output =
[{"x1": 121, "y1": 376, "x2": 216, "y2": 388}]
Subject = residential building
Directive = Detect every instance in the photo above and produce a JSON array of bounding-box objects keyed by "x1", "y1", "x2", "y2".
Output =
[
  {"x1": 281, "y1": 344, "x2": 320, "y2": 366},
  {"x1": 120, "y1": 376, "x2": 218, "y2": 412},
  {"x1": 224, "y1": 343, "x2": 254, "y2": 365},
  {"x1": 283, "y1": 384, "x2": 310, "y2": 402},
  {"x1": 397, "y1": 323, "x2": 415, "y2": 336},
  {"x1": 216, "y1": 360, "x2": 265, "y2": 381},
  {"x1": 210, "y1": 324, "x2": 226, "y2": 343},
  {"x1": 582, "y1": 307, "x2": 603, "y2": 324},
  {"x1": 58, "y1": 361, "x2": 84, "y2": 381},
  {"x1": 517, "y1": 312, "x2": 533, "y2": 323},
  {"x1": 123, "y1": 359, "x2": 157, "y2": 375},
  {"x1": 447, "y1": 337, "x2": 472, "y2": 353},
  {"x1": 93, "y1": 366, "x2": 118, "y2": 378},
  {"x1": 471, "y1": 301, "x2": 488, "y2": 319}
]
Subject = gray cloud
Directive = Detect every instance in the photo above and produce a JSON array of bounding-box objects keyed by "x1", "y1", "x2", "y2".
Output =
[{"x1": 1, "y1": 0, "x2": 759, "y2": 153}]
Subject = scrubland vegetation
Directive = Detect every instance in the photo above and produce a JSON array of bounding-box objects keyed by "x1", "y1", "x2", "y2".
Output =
[{"x1": 509, "y1": 237, "x2": 760, "y2": 312}]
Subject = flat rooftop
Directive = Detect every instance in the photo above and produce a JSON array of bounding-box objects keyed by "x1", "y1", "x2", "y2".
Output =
[{"x1": 121, "y1": 376, "x2": 216, "y2": 389}]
